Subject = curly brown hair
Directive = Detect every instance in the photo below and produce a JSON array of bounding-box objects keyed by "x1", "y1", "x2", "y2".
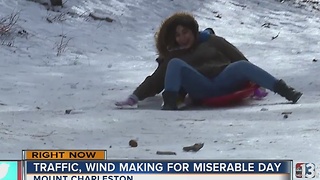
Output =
[{"x1": 154, "y1": 12, "x2": 199, "y2": 58}]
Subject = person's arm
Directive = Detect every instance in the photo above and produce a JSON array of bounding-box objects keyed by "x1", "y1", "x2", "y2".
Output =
[
  {"x1": 115, "y1": 57, "x2": 167, "y2": 107},
  {"x1": 115, "y1": 50, "x2": 188, "y2": 107},
  {"x1": 133, "y1": 49, "x2": 189, "y2": 100},
  {"x1": 212, "y1": 36, "x2": 248, "y2": 62},
  {"x1": 133, "y1": 60, "x2": 167, "y2": 100}
]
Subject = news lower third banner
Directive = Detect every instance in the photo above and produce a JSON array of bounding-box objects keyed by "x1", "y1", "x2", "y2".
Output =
[{"x1": 24, "y1": 160, "x2": 293, "y2": 180}]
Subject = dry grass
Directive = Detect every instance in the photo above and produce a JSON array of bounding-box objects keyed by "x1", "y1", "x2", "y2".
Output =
[
  {"x1": 0, "y1": 12, "x2": 20, "y2": 46},
  {"x1": 55, "y1": 34, "x2": 72, "y2": 56}
]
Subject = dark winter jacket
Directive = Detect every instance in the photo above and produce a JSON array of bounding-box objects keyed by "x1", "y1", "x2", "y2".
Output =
[{"x1": 133, "y1": 13, "x2": 247, "y2": 100}]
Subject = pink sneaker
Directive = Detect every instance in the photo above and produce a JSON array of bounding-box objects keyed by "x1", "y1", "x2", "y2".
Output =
[{"x1": 115, "y1": 96, "x2": 138, "y2": 109}]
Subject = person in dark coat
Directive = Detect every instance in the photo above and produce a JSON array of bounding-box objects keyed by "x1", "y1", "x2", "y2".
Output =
[{"x1": 116, "y1": 12, "x2": 302, "y2": 110}]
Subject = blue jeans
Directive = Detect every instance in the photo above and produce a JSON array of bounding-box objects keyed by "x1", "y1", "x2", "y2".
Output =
[{"x1": 164, "y1": 58, "x2": 278, "y2": 100}]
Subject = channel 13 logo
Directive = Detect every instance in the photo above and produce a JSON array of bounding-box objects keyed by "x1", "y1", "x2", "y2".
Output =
[
  {"x1": 0, "y1": 161, "x2": 20, "y2": 180},
  {"x1": 296, "y1": 163, "x2": 320, "y2": 178}
]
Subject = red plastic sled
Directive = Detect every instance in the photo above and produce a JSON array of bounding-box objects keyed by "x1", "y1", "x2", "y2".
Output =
[{"x1": 201, "y1": 83, "x2": 259, "y2": 107}]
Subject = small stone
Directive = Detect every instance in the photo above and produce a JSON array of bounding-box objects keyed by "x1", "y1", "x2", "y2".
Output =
[
  {"x1": 65, "y1": 109, "x2": 72, "y2": 114},
  {"x1": 129, "y1": 140, "x2": 138, "y2": 147},
  {"x1": 156, "y1": 151, "x2": 176, "y2": 155},
  {"x1": 183, "y1": 143, "x2": 204, "y2": 152}
]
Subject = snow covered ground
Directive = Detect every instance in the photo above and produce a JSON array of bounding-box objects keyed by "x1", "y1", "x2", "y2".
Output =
[{"x1": 0, "y1": 0, "x2": 319, "y2": 174}]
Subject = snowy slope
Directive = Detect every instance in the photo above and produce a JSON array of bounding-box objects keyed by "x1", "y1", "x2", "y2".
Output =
[{"x1": 0, "y1": 0, "x2": 319, "y2": 174}]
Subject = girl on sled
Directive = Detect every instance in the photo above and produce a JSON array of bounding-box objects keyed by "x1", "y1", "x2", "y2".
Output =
[{"x1": 115, "y1": 12, "x2": 302, "y2": 110}]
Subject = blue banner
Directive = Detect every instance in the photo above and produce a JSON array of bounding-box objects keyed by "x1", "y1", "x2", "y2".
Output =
[{"x1": 26, "y1": 160, "x2": 291, "y2": 174}]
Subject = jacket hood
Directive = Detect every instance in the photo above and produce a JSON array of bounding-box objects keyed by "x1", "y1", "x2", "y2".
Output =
[{"x1": 154, "y1": 12, "x2": 199, "y2": 58}]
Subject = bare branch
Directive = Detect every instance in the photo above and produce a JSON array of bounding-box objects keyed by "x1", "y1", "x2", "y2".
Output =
[
  {"x1": 271, "y1": 32, "x2": 280, "y2": 40},
  {"x1": 89, "y1": 13, "x2": 114, "y2": 22},
  {"x1": 230, "y1": 2, "x2": 247, "y2": 9},
  {"x1": 31, "y1": 130, "x2": 56, "y2": 137}
]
